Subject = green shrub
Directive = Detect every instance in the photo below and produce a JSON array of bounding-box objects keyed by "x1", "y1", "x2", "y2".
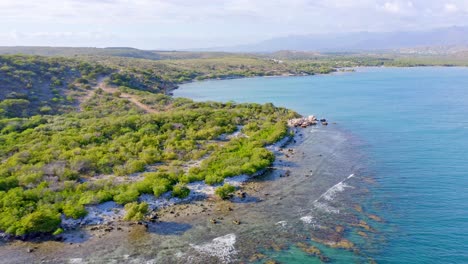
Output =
[
  {"x1": 63, "y1": 202, "x2": 88, "y2": 219},
  {"x1": 172, "y1": 184, "x2": 190, "y2": 198},
  {"x1": 52, "y1": 228, "x2": 64, "y2": 235},
  {"x1": 39, "y1": 106, "x2": 52, "y2": 114},
  {"x1": 152, "y1": 178, "x2": 172, "y2": 197},
  {"x1": 215, "y1": 184, "x2": 236, "y2": 199},
  {"x1": 125, "y1": 160, "x2": 146, "y2": 174},
  {"x1": 18, "y1": 209, "x2": 61, "y2": 235},
  {"x1": 123, "y1": 202, "x2": 148, "y2": 221},
  {"x1": 114, "y1": 188, "x2": 140, "y2": 204},
  {"x1": 205, "y1": 175, "x2": 224, "y2": 185}
]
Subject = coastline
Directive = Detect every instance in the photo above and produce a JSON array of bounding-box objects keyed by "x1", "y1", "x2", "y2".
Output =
[
  {"x1": 0, "y1": 121, "x2": 370, "y2": 264},
  {"x1": 3, "y1": 65, "x2": 467, "y2": 263},
  {"x1": 170, "y1": 65, "x2": 468, "y2": 95},
  {"x1": 0, "y1": 125, "x2": 303, "y2": 243},
  {"x1": 167, "y1": 71, "x2": 338, "y2": 94}
]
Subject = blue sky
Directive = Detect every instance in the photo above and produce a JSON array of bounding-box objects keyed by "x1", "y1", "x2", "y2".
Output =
[{"x1": 0, "y1": 0, "x2": 467, "y2": 49}]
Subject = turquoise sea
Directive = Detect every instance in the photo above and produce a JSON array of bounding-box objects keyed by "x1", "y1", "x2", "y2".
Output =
[{"x1": 175, "y1": 67, "x2": 468, "y2": 263}]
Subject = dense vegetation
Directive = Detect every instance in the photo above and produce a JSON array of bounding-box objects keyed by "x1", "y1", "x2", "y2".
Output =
[{"x1": 0, "y1": 54, "x2": 298, "y2": 236}]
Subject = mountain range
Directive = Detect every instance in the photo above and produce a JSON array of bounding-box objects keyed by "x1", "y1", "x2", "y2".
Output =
[{"x1": 208, "y1": 26, "x2": 468, "y2": 52}]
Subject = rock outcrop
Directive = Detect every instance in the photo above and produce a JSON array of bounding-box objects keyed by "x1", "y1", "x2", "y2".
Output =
[{"x1": 288, "y1": 115, "x2": 329, "y2": 128}]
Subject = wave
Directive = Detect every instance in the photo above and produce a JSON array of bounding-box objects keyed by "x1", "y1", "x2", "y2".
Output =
[
  {"x1": 304, "y1": 174, "x2": 356, "y2": 216},
  {"x1": 314, "y1": 174, "x2": 355, "y2": 203},
  {"x1": 190, "y1": 234, "x2": 238, "y2": 263}
]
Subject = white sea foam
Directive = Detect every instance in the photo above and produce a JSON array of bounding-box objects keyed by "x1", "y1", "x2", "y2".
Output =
[
  {"x1": 300, "y1": 215, "x2": 314, "y2": 224},
  {"x1": 322, "y1": 182, "x2": 352, "y2": 201},
  {"x1": 190, "y1": 234, "x2": 238, "y2": 263},
  {"x1": 313, "y1": 201, "x2": 340, "y2": 214},
  {"x1": 276, "y1": 220, "x2": 288, "y2": 228},
  {"x1": 309, "y1": 174, "x2": 356, "y2": 214},
  {"x1": 315, "y1": 174, "x2": 355, "y2": 202},
  {"x1": 69, "y1": 258, "x2": 84, "y2": 264}
]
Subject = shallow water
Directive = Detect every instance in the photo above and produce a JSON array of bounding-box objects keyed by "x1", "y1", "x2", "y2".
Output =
[
  {"x1": 0, "y1": 126, "x2": 369, "y2": 263},
  {"x1": 175, "y1": 67, "x2": 468, "y2": 263}
]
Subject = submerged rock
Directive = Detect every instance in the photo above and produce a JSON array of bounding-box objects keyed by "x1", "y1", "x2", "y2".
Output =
[
  {"x1": 296, "y1": 242, "x2": 330, "y2": 262},
  {"x1": 335, "y1": 226, "x2": 345, "y2": 233},
  {"x1": 354, "y1": 205, "x2": 363, "y2": 213},
  {"x1": 357, "y1": 231, "x2": 368, "y2": 238},
  {"x1": 248, "y1": 253, "x2": 267, "y2": 262},
  {"x1": 368, "y1": 214, "x2": 383, "y2": 222},
  {"x1": 354, "y1": 220, "x2": 374, "y2": 232},
  {"x1": 333, "y1": 239, "x2": 354, "y2": 249}
]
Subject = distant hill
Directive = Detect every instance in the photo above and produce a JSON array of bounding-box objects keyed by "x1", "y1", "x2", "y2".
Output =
[
  {"x1": 212, "y1": 26, "x2": 468, "y2": 52},
  {"x1": 0, "y1": 46, "x2": 235, "y2": 60},
  {"x1": 0, "y1": 47, "x2": 165, "y2": 60}
]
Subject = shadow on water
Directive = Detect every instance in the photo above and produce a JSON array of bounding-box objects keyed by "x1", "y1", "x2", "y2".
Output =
[{"x1": 147, "y1": 222, "x2": 192, "y2": 236}]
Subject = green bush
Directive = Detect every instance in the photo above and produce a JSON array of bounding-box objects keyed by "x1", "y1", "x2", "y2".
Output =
[
  {"x1": 215, "y1": 183, "x2": 236, "y2": 199},
  {"x1": 113, "y1": 188, "x2": 139, "y2": 204},
  {"x1": 152, "y1": 178, "x2": 172, "y2": 197},
  {"x1": 63, "y1": 202, "x2": 88, "y2": 219},
  {"x1": 172, "y1": 183, "x2": 190, "y2": 198},
  {"x1": 53, "y1": 228, "x2": 64, "y2": 235},
  {"x1": 123, "y1": 202, "x2": 148, "y2": 221},
  {"x1": 18, "y1": 209, "x2": 61, "y2": 235}
]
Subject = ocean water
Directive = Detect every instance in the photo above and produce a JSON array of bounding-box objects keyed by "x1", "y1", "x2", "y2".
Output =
[{"x1": 175, "y1": 67, "x2": 468, "y2": 263}]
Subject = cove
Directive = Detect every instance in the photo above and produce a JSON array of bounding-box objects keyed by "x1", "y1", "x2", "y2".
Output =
[{"x1": 175, "y1": 67, "x2": 468, "y2": 263}]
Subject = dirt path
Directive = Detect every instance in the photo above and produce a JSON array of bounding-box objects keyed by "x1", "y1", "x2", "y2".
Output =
[{"x1": 82, "y1": 76, "x2": 158, "y2": 114}]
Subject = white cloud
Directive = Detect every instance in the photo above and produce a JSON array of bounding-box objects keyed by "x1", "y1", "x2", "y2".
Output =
[
  {"x1": 381, "y1": 1, "x2": 415, "y2": 14},
  {"x1": 0, "y1": 0, "x2": 467, "y2": 49},
  {"x1": 444, "y1": 3, "x2": 458, "y2": 13}
]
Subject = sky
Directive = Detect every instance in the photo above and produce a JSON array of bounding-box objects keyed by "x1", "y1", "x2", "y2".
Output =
[{"x1": 0, "y1": 0, "x2": 467, "y2": 49}]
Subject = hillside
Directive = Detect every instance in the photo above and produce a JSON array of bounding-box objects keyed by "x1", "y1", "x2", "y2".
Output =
[
  {"x1": 0, "y1": 47, "x2": 237, "y2": 61},
  {"x1": 0, "y1": 54, "x2": 299, "y2": 237},
  {"x1": 0, "y1": 55, "x2": 112, "y2": 117}
]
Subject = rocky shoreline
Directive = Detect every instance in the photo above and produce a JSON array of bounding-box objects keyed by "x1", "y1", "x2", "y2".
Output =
[
  {"x1": 288, "y1": 115, "x2": 329, "y2": 127},
  {"x1": 0, "y1": 126, "x2": 275, "y2": 242},
  {"x1": 1, "y1": 117, "x2": 376, "y2": 264},
  {"x1": 0, "y1": 115, "x2": 330, "y2": 245}
]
